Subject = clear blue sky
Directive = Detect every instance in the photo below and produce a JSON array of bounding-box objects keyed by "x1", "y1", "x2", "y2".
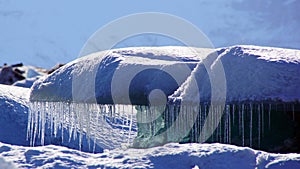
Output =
[{"x1": 1, "y1": 0, "x2": 299, "y2": 68}]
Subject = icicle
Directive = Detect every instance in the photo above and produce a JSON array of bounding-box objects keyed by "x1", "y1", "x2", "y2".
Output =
[
  {"x1": 28, "y1": 101, "x2": 139, "y2": 151},
  {"x1": 26, "y1": 102, "x2": 33, "y2": 141},
  {"x1": 68, "y1": 103, "x2": 74, "y2": 143},
  {"x1": 238, "y1": 104, "x2": 241, "y2": 135},
  {"x1": 79, "y1": 104, "x2": 83, "y2": 151},
  {"x1": 120, "y1": 105, "x2": 125, "y2": 140},
  {"x1": 53, "y1": 103, "x2": 58, "y2": 138},
  {"x1": 49, "y1": 102, "x2": 54, "y2": 139},
  {"x1": 210, "y1": 105, "x2": 214, "y2": 142},
  {"x1": 109, "y1": 105, "x2": 113, "y2": 142},
  {"x1": 212, "y1": 105, "x2": 216, "y2": 142},
  {"x1": 86, "y1": 104, "x2": 91, "y2": 150},
  {"x1": 242, "y1": 104, "x2": 245, "y2": 147},
  {"x1": 232, "y1": 104, "x2": 235, "y2": 126},
  {"x1": 127, "y1": 105, "x2": 133, "y2": 144},
  {"x1": 292, "y1": 104, "x2": 295, "y2": 121},
  {"x1": 224, "y1": 105, "x2": 228, "y2": 143},
  {"x1": 258, "y1": 104, "x2": 261, "y2": 148},
  {"x1": 40, "y1": 102, "x2": 46, "y2": 146},
  {"x1": 218, "y1": 105, "x2": 222, "y2": 142},
  {"x1": 249, "y1": 103, "x2": 253, "y2": 147},
  {"x1": 268, "y1": 103, "x2": 271, "y2": 129},
  {"x1": 60, "y1": 102, "x2": 64, "y2": 144},
  {"x1": 37, "y1": 103, "x2": 42, "y2": 140},
  {"x1": 261, "y1": 103, "x2": 264, "y2": 137},
  {"x1": 32, "y1": 102, "x2": 40, "y2": 146},
  {"x1": 218, "y1": 105, "x2": 222, "y2": 143},
  {"x1": 228, "y1": 105, "x2": 231, "y2": 144},
  {"x1": 92, "y1": 105, "x2": 99, "y2": 153},
  {"x1": 226, "y1": 105, "x2": 230, "y2": 143}
]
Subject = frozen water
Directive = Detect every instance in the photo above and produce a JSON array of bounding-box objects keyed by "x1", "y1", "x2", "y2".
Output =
[{"x1": 27, "y1": 102, "x2": 137, "y2": 150}]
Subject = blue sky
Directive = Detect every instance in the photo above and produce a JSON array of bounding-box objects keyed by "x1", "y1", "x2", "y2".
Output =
[{"x1": 0, "y1": 0, "x2": 299, "y2": 68}]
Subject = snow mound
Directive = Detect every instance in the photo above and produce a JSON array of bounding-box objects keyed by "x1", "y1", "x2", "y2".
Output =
[
  {"x1": 30, "y1": 46, "x2": 208, "y2": 104},
  {"x1": 0, "y1": 141, "x2": 299, "y2": 169},
  {"x1": 171, "y1": 45, "x2": 300, "y2": 103},
  {"x1": 0, "y1": 84, "x2": 104, "y2": 152},
  {"x1": 0, "y1": 84, "x2": 29, "y2": 145},
  {"x1": 30, "y1": 45, "x2": 300, "y2": 104}
]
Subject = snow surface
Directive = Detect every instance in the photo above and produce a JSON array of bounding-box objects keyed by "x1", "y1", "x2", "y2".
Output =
[
  {"x1": 30, "y1": 46, "x2": 209, "y2": 104},
  {"x1": 12, "y1": 66, "x2": 46, "y2": 88},
  {"x1": 0, "y1": 84, "x2": 29, "y2": 145},
  {"x1": 30, "y1": 46, "x2": 300, "y2": 104},
  {"x1": 170, "y1": 45, "x2": 300, "y2": 103},
  {"x1": 1, "y1": 46, "x2": 300, "y2": 168},
  {"x1": 0, "y1": 84, "x2": 113, "y2": 152},
  {"x1": 0, "y1": 142, "x2": 300, "y2": 169}
]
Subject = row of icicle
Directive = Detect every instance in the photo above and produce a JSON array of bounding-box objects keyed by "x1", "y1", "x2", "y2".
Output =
[{"x1": 27, "y1": 101, "x2": 296, "y2": 151}]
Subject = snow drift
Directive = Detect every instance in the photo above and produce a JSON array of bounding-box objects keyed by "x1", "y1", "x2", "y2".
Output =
[
  {"x1": 0, "y1": 84, "x2": 104, "y2": 152},
  {"x1": 1, "y1": 142, "x2": 300, "y2": 169},
  {"x1": 0, "y1": 84, "x2": 29, "y2": 146}
]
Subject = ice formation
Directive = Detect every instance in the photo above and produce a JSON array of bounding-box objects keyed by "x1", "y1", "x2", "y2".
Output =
[
  {"x1": 28, "y1": 46, "x2": 205, "y2": 150},
  {"x1": 27, "y1": 102, "x2": 138, "y2": 151},
  {"x1": 28, "y1": 46, "x2": 300, "y2": 151}
]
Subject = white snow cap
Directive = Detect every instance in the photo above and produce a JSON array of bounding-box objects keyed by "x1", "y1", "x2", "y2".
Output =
[
  {"x1": 29, "y1": 46, "x2": 207, "y2": 104},
  {"x1": 171, "y1": 45, "x2": 300, "y2": 103},
  {"x1": 30, "y1": 45, "x2": 300, "y2": 104}
]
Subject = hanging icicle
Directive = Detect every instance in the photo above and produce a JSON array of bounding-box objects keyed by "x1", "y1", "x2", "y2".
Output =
[{"x1": 27, "y1": 102, "x2": 138, "y2": 151}]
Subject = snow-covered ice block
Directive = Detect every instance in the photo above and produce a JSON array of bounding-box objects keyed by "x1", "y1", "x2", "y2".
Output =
[
  {"x1": 27, "y1": 47, "x2": 209, "y2": 150},
  {"x1": 30, "y1": 45, "x2": 300, "y2": 104},
  {"x1": 29, "y1": 46, "x2": 207, "y2": 104},
  {"x1": 27, "y1": 45, "x2": 300, "y2": 152},
  {"x1": 171, "y1": 45, "x2": 300, "y2": 103}
]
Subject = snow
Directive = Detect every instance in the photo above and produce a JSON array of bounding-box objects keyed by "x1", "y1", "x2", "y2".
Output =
[
  {"x1": 30, "y1": 45, "x2": 300, "y2": 104},
  {"x1": 0, "y1": 84, "x2": 29, "y2": 146},
  {"x1": 0, "y1": 156, "x2": 17, "y2": 169},
  {"x1": 0, "y1": 45, "x2": 300, "y2": 168},
  {"x1": 171, "y1": 45, "x2": 300, "y2": 103},
  {"x1": 0, "y1": 142, "x2": 300, "y2": 169},
  {"x1": 13, "y1": 77, "x2": 40, "y2": 88},
  {"x1": 0, "y1": 65, "x2": 46, "y2": 88},
  {"x1": 30, "y1": 46, "x2": 208, "y2": 103},
  {"x1": 0, "y1": 84, "x2": 111, "y2": 152}
]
